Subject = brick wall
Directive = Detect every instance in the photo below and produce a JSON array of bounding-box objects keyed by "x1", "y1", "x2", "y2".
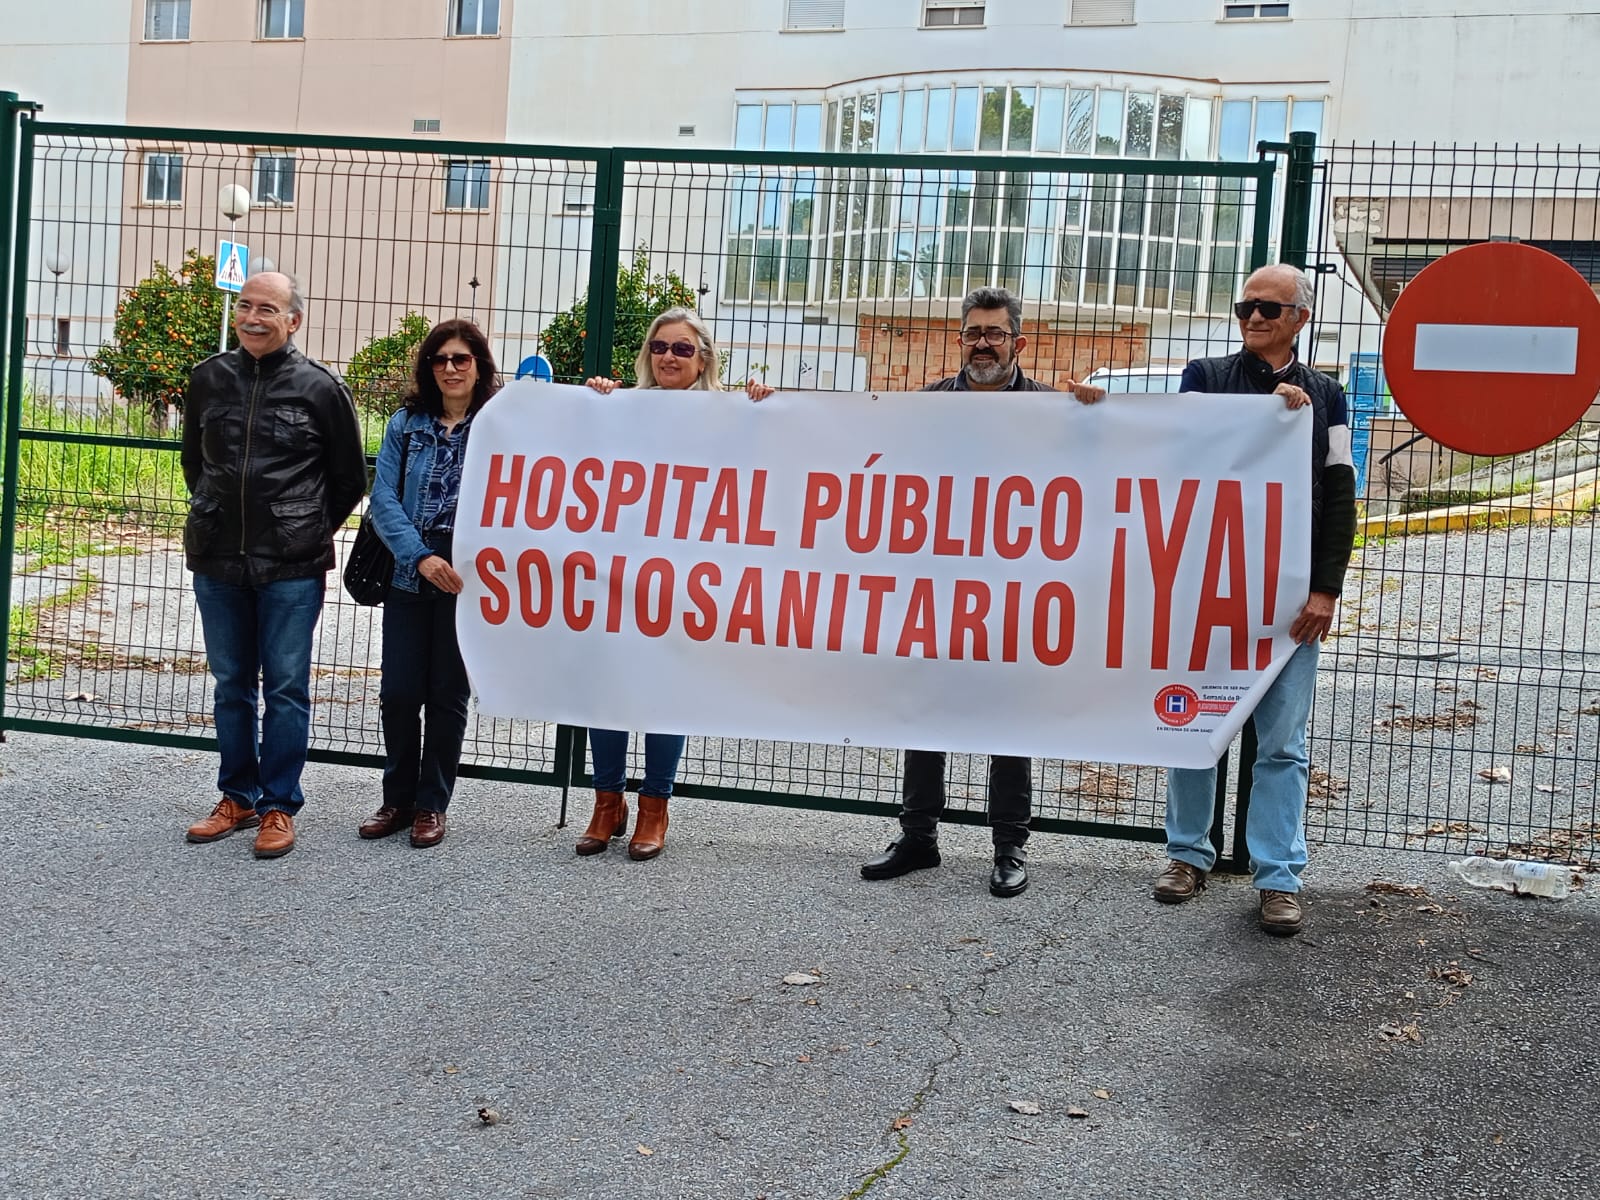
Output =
[{"x1": 856, "y1": 318, "x2": 1150, "y2": 391}]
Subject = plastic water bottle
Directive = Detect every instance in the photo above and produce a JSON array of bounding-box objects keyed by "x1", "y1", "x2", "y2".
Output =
[{"x1": 1448, "y1": 856, "x2": 1571, "y2": 899}]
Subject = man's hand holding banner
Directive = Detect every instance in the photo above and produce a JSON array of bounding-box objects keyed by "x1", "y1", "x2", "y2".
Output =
[{"x1": 453, "y1": 381, "x2": 1310, "y2": 768}]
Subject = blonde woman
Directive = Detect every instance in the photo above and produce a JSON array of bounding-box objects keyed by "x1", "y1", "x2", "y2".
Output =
[{"x1": 578, "y1": 308, "x2": 771, "y2": 859}]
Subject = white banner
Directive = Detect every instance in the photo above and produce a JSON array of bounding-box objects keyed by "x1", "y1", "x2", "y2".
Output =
[{"x1": 454, "y1": 381, "x2": 1310, "y2": 768}]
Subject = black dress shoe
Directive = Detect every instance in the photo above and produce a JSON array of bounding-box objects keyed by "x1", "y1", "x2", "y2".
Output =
[
  {"x1": 860, "y1": 838, "x2": 941, "y2": 880},
  {"x1": 989, "y1": 854, "x2": 1028, "y2": 898}
]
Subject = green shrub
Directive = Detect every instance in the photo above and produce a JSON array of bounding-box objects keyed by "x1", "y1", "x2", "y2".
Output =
[
  {"x1": 88, "y1": 250, "x2": 226, "y2": 421},
  {"x1": 540, "y1": 247, "x2": 697, "y2": 383},
  {"x1": 345, "y1": 311, "x2": 431, "y2": 426}
]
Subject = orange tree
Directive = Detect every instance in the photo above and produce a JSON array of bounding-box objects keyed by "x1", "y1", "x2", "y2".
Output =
[
  {"x1": 89, "y1": 250, "x2": 227, "y2": 419},
  {"x1": 540, "y1": 247, "x2": 697, "y2": 384}
]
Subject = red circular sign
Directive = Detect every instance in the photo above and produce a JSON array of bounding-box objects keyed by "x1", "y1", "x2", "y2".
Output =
[
  {"x1": 1154, "y1": 684, "x2": 1199, "y2": 727},
  {"x1": 1383, "y1": 242, "x2": 1600, "y2": 455}
]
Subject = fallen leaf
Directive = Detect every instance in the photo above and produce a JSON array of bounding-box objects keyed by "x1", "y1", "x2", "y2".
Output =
[
  {"x1": 636, "y1": 1144, "x2": 654, "y2": 1156},
  {"x1": 66, "y1": 691, "x2": 98, "y2": 702},
  {"x1": 1092, "y1": 1088, "x2": 1112, "y2": 1100},
  {"x1": 796, "y1": 1054, "x2": 812, "y2": 1063},
  {"x1": 782, "y1": 972, "x2": 823, "y2": 986},
  {"x1": 1535, "y1": 784, "x2": 1563, "y2": 794},
  {"x1": 1365, "y1": 880, "x2": 1428, "y2": 897},
  {"x1": 1477, "y1": 765, "x2": 1512, "y2": 784},
  {"x1": 1066, "y1": 1106, "x2": 1090, "y2": 1119},
  {"x1": 890, "y1": 1116, "x2": 913, "y2": 1132},
  {"x1": 1008, "y1": 1100, "x2": 1042, "y2": 1116},
  {"x1": 477, "y1": 1107, "x2": 501, "y2": 1126},
  {"x1": 443, "y1": 1065, "x2": 459, "y2": 1075}
]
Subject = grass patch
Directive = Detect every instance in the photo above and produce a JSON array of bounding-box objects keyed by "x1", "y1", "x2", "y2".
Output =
[
  {"x1": 1399, "y1": 478, "x2": 1536, "y2": 513},
  {"x1": 8, "y1": 573, "x2": 97, "y2": 682}
]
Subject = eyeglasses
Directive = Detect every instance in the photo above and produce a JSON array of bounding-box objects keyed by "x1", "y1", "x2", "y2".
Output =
[
  {"x1": 428, "y1": 352, "x2": 475, "y2": 371},
  {"x1": 1233, "y1": 299, "x2": 1299, "y2": 320},
  {"x1": 647, "y1": 339, "x2": 699, "y2": 359},
  {"x1": 958, "y1": 327, "x2": 1015, "y2": 346},
  {"x1": 234, "y1": 300, "x2": 287, "y2": 317}
]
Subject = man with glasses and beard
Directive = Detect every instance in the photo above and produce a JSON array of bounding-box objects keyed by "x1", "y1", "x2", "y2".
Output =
[
  {"x1": 1147, "y1": 263, "x2": 1357, "y2": 935},
  {"x1": 180, "y1": 272, "x2": 367, "y2": 859},
  {"x1": 859, "y1": 285, "x2": 1103, "y2": 898}
]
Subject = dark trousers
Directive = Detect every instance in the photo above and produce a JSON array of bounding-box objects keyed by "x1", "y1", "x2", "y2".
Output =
[
  {"x1": 380, "y1": 583, "x2": 470, "y2": 813},
  {"x1": 900, "y1": 750, "x2": 1031, "y2": 851}
]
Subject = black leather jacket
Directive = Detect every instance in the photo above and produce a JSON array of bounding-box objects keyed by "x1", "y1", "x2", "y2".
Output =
[{"x1": 181, "y1": 343, "x2": 367, "y2": 585}]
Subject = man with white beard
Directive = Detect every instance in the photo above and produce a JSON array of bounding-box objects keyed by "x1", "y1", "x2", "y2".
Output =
[{"x1": 858, "y1": 286, "x2": 1102, "y2": 898}]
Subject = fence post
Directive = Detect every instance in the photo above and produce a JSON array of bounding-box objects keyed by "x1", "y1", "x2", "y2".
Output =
[
  {"x1": 556, "y1": 148, "x2": 627, "y2": 814},
  {"x1": 0, "y1": 103, "x2": 39, "y2": 736},
  {"x1": 1279, "y1": 130, "x2": 1317, "y2": 270},
  {"x1": 581, "y1": 147, "x2": 626, "y2": 379}
]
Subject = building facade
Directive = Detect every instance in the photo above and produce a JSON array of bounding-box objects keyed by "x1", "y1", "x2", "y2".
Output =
[{"x1": 9, "y1": 1, "x2": 1599, "y2": 399}]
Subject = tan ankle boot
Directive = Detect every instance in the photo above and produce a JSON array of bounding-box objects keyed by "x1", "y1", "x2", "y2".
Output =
[
  {"x1": 629, "y1": 794, "x2": 669, "y2": 860},
  {"x1": 576, "y1": 789, "x2": 627, "y2": 856}
]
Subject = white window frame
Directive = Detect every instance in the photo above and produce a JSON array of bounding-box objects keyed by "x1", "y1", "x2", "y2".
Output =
[
  {"x1": 922, "y1": 1, "x2": 985, "y2": 29},
  {"x1": 1222, "y1": 2, "x2": 1290, "y2": 18},
  {"x1": 448, "y1": 0, "x2": 499, "y2": 37},
  {"x1": 143, "y1": 0, "x2": 191, "y2": 41},
  {"x1": 562, "y1": 175, "x2": 595, "y2": 213},
  {"x1": 1069, "y1": 0, "x2": 1135, "y2": 26},
  {"x1": 259, "y1": 0, "x2": 305, "y2": 39},
  {"x1": 443, "y1": 158, "x2": 491, "y2": 211},
  {"x1": 142, "y1": 152, "x2": 183, "y2": 205},
  {"x1": 784, "y1": 0, "x2": 845, "y2": 31},
  {"x1": 253, "y1": 153, "x2": 296, "y2": 207}
]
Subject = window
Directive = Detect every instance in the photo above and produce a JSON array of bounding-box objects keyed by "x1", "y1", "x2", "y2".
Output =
[
  {"x1": 444, "y1": 159, "x2": 490, "y2": 210},
  {"x1": 260, "y1": 0, "x2": 304, "y2": 38},
  {"x1": 144, "y1": 0, "x2": 190, "y2": 40},
  {"x1": 413, "y1": 118, "x2": 441, "y2": 134},
  {"x1": 924, "y1": 2, "x2": 984, "y2": 27},
  {"x1": 55, "y1": 319, "x2": 71, "y2": 357},
  {"x1": 143, "y1": 152, "x2": 183, "y2": 204},
  {"x1": 563, "y1": 174, "x2": 594, "y2": 212},
  {"x1": 254, "y1": 154, "x2": 295, "y2": 205},
  {"x1": 785, "y1": 0, "x2": 844, "y2": 29},
  {"x1": 1223, "y1": 3, "x2": 1289, "y2": 17},
  {"x1": 1070, "y1": 0, "x2": 1134, "y2": 23},
  {"x1": 449, "y1": 0, "x2": 499, "y2": 36}
]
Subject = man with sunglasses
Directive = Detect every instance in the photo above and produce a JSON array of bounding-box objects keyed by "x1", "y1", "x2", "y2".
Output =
[
  {"x1": 1148, "y1": 263, "x2": 1357, "y2": 935},
  {"x1": 860, "y1": 286, "x2": 1103, "y2": 898},
  {"x1": 180, "y1": 271, "x2": 367, "y2": 859}
]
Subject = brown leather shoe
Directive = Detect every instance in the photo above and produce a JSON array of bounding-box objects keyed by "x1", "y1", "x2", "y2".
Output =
[
  {"x1": 1153, "y1": 859, "x2": 1207, "y2": 904},
  {"x1": 410, "y1": 810, "x2": 446, "y2": 849},
  {"x1": 576, "y1": 789, "x2": 628, "y2": 856},
  {"x1": 1259, "y1": 889, "x2": 1304, "y2": 936},
  {"x1": 628, "y1": 794, "x2": 669, "y2": 861},
  {"x1": 186, "y1": 797, "x2": 259, "y2": 843},
  {"x1": 253, "y1": 810, "x2": 296, "y2": 859},
  {"x1": 359, "y1": 805, "x2": 414, "y2": 840}
]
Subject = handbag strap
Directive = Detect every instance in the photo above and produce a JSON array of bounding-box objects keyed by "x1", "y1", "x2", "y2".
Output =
[{"x1": 395, "y1": 412, "x2": 412, "y2": 503}]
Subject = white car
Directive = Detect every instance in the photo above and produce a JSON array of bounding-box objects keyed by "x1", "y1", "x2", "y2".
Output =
[{"x1": 1084, "y1": 366, "x2": 1186, "y2": 394}]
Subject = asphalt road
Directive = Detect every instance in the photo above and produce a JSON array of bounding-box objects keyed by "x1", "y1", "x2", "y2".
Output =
[{"x1": 3, "y1": 731, "x2": 1596, "y2": 1200}]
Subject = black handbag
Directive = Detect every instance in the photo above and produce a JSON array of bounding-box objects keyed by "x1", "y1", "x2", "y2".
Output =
[{"x1": 342, "y1": 423, "x2": 410, "y2": 606}]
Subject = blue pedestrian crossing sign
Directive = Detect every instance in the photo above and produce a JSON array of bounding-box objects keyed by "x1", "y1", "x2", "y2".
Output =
[{"x1": 215, "y1": 240, "x2": 249, "y2": 293}]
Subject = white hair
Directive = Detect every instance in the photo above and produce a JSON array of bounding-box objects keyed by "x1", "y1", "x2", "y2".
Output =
[{"x1": 633, "y1": 306, "x2": 724, "y2": 391}]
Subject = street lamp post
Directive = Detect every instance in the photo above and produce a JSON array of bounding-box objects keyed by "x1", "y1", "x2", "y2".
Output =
[
  {"x1": 218, "y1": 184, "x2": 251, "y2": 351},
  {"x1": 43, "y1": 247, "x2": 70, "y2": 399}
]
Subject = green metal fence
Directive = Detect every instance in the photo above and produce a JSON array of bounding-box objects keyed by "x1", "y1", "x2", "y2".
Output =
[{"x1": 14, "y1": 101, "x2": 1590, "y2": 870}]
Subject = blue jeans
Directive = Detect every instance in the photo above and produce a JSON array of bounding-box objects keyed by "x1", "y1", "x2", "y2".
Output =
[
  {"x1": 192, "y1": 573, "x2": 325, "y2": 815},
  {"x1": 1164, "y1": 639, "x2": 1320, "y2": 893},
  {"x1": 588, "y1": 730, "x2": 686, "y2": 799}
]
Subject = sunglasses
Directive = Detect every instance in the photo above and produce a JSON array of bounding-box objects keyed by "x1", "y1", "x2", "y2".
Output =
[
  {"x1": 428, "y1": 352, "x2": 475, "y2": 371},
  {"x1": 1233, "y1": 299, "x2": 1299, "y2": 320},
  {"x1": 647, "y1": 339, "x2": 699, "y2": 359}
]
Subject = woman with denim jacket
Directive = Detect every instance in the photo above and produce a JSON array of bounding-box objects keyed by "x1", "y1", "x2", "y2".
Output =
[
  {"x1": 577, "y1": 306, "x2": 772, "y2": 861},
  {"x1": 358, "y1": 319, "x2": 500, "y2": 848}
]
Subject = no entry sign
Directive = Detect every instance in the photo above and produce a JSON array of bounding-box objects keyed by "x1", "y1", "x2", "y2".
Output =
[{"x1": 1383, "y1": 242, "x2": 1600, "y2": 455}]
